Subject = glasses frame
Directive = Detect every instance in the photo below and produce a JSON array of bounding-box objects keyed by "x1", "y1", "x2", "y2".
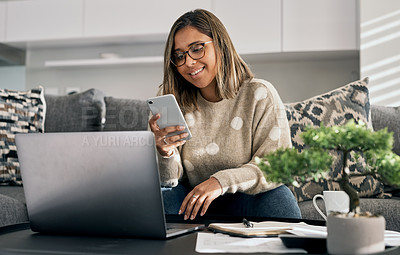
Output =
[{"x1": 170, "y1": 41, "x2": 213, "y2": 67}]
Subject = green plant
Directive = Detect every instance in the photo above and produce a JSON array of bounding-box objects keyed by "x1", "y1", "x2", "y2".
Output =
[{"x1": 256, "y1": 120, "x2": 400, "y2": 214}]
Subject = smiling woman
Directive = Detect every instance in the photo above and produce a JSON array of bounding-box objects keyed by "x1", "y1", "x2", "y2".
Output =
[
  {"x1": 148, "y1": 9, "x2": 301, "y2": 221},
  {"x1": 173, "y1": 27, "x2": 218, "y2": 102}
]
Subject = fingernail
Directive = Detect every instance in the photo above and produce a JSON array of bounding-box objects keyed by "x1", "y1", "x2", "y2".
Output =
[
  {"x1": 178, "y1": 210, "x2": 182, "y2": 215},
  {"x1": 200, "y1": 212, "x2": 204, "y2": 216},
  {"x1": 190, "y1": 215, "x2": 195, "y2": 220},
  {"x1": 179, "y1": 126, "x2": 185, "y2": 130},
  {"x1": 184, "y1": 215, "x2": 188, "y2": 220}
]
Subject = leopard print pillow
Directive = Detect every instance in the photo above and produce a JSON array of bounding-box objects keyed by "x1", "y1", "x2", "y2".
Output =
[{"x1": 284, "y1": 78, "x2": 384, "y2": 202}]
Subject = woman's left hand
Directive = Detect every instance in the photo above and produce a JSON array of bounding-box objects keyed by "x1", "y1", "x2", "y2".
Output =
[{"x1": 179, "y1": 177, "x2": 223, "y2": 220}]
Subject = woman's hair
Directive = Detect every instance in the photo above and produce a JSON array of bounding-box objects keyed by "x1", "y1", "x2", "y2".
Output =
[{"x1": 161, "y1": 9, "x2": 254, "y2": 113}]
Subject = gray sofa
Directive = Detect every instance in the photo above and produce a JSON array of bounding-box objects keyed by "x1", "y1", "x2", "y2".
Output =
[{"x1": 1, "y1": 83, "x2": 399, "y2": 231}]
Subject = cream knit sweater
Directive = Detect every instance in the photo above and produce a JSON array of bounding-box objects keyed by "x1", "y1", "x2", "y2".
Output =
[{"x1": 157, "y1": 79, "x2": 291, "y2": 195}]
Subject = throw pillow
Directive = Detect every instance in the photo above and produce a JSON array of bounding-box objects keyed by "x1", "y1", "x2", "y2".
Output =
[
  {"x1": 44, "y1": 89, "x2": 106, "y2": 132},
  {"x1": 284, "y1": 78, "x2": 384, "y2": 202},
  {"x1": 103, "y1": 97, "x2": 149, "y2": 131},
  {"x1": 0, "y1": 87, "x2": 46, "y2": 185}
]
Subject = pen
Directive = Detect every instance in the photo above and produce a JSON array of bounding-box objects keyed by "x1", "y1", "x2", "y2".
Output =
[{"x1": 242, "y1": 218, "x2": 253, "y2": 228}]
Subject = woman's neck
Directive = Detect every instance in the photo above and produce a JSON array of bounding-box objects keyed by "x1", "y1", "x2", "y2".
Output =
[{"x1": 200, "y1": 80, "x2": 222, "y2": 102}]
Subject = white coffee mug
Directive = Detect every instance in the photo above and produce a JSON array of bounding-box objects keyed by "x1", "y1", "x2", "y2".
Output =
[{"x1": 312, "y1": 191, "x2": 349, "y2": 220}]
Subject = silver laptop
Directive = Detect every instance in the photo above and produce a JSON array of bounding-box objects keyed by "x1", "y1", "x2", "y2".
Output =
[{"x1": 15, "y1": 131, "x2": 203, "y2": 239}]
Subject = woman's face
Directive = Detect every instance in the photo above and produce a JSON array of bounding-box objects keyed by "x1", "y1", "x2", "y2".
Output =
[{"x1": 173, "y1": 26, "x2": 217, "y2": 93}]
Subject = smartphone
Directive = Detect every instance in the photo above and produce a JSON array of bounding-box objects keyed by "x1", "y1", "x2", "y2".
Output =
[{"x1": 147, "y1": 94, "x2": 192, "y2": 141}]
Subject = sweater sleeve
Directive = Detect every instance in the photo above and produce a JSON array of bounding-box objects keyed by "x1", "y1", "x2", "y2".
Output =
[
  {"x1": 150, "y1": 86, "x2": 185, "y2": 187},
  {"x1": 211, "y1": 82, "x2": 292, "y2": 195},
  {"x1": 157, "y1": 148, "x2": 184, "y2": 187}
]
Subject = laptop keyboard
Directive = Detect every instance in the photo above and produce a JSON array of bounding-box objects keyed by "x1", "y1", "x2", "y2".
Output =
[{"x1": 166, "y1": 223, "x2": 203, "y2": 234}]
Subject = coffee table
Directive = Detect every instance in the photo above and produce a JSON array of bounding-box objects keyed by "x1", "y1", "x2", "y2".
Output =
[{"x1": 0, "y1": 217, "x2": 398, "y2": 255}]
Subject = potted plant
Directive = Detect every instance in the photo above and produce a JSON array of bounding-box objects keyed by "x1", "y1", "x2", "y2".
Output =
[{"x1": 256, "y1": 120, "x2": 400, "y2": 254}]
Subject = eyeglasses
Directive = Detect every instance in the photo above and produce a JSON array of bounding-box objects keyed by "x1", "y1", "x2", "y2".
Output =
[{"x1": 171, "y1": 41, "x2": 213, "y2": 67}]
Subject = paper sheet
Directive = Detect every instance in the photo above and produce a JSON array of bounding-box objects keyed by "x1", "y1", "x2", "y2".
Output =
[
  {"x1": 385, "y1": 230, "x2": 400, "y2": 247},
  {"x1": 286, "y1": 224, "x2": 327, "y2": 237},
  {"x1": 195, "y1": 233, "x2": 306, "y2": 253},
  {"x1": 196, "y1": 223, "x2": 400, "y2": 253},
  {"x1": 287, "y1": 225, "x2": 400, "y2": 247}
]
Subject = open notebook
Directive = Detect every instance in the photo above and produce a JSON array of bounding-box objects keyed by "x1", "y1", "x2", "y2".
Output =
[{"x1": 208, "y1": 220, "x2": 304, "y2": 237}]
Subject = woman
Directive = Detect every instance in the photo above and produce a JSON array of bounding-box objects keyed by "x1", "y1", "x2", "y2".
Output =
[{"x1": 149, "y1": 9, "x2": 301, "y2": 221}]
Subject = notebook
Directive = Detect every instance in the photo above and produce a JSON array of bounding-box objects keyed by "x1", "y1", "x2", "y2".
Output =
[
  {"x1": 15, "y1": 131, "x2": 203, "y2": 239},
  {"x1": 208, "y1": 220, "x2": 298, "y2": 237}
]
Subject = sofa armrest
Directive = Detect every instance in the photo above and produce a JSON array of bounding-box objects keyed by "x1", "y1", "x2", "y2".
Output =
[{"x1": 371, "y1": 105, "x2": 400, "y2": 156}]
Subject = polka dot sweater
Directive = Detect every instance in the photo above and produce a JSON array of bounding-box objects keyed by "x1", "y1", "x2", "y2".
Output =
[{"x1": 157, "y1": 79, "x2": 292, "y2": 195}]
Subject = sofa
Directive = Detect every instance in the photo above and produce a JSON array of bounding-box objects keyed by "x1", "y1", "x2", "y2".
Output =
[{"x1": 1, "y1": 79, "x2": 399, "y2": 231}]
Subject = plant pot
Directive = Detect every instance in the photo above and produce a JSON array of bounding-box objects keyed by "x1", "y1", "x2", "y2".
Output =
[{"x1": 327, "y1": 214, "x2": 386, "y2": 255}]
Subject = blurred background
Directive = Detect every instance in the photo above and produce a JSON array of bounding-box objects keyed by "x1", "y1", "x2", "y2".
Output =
[{"x1": 0, "y1": 0, "x2": 399, "y2": 106}]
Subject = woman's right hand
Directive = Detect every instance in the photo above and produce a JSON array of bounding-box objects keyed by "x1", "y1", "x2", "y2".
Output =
[{"x1": 149, "y1": 113, "x2": 188, "y2": 157}]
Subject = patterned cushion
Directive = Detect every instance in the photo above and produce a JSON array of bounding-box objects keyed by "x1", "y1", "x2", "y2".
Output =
[
  {"x1": 284, "y1": 78, "x2": 384, "y2": 202},
  {"x1": 0, "y1": 87, "x2": 46, "y2": 185}
]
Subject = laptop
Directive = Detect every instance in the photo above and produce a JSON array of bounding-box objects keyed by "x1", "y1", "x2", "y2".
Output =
[{"x1": 15, "y1": 131, "x2": 203, "y2": 239}]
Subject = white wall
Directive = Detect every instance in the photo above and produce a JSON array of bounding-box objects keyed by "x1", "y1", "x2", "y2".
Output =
[
  {"x1": 26, "y1": 42, "x2": 164, "y2": 99},
  {"x1": 360, "y1": 0, "x2": 400, "y2": 106},
  {"x1": 26, "y1": 43, "x2": 359, "y2": 103},
  {"x1": 12, "y1": 0, "x2": 359, "y2": 102},
  {"x1": 246, "y1": 55, "x2": 359, "y2": 103},
  {"x1": 0, "y1": 66, "x2": 25, "y2": 91}
]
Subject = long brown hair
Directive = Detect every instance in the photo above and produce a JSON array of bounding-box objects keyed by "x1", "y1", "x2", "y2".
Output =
[{"x1": 161, "y1": 9, "x2": 253, "y2": 113}]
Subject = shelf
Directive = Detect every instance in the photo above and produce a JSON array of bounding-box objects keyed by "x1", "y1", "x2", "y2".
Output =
[
  {"x1": 44, "y1": 50, "x2": 359, "y2": 68},
  {"x1": 45, "y1": 56, "x2": 163, "y2": 67}
]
